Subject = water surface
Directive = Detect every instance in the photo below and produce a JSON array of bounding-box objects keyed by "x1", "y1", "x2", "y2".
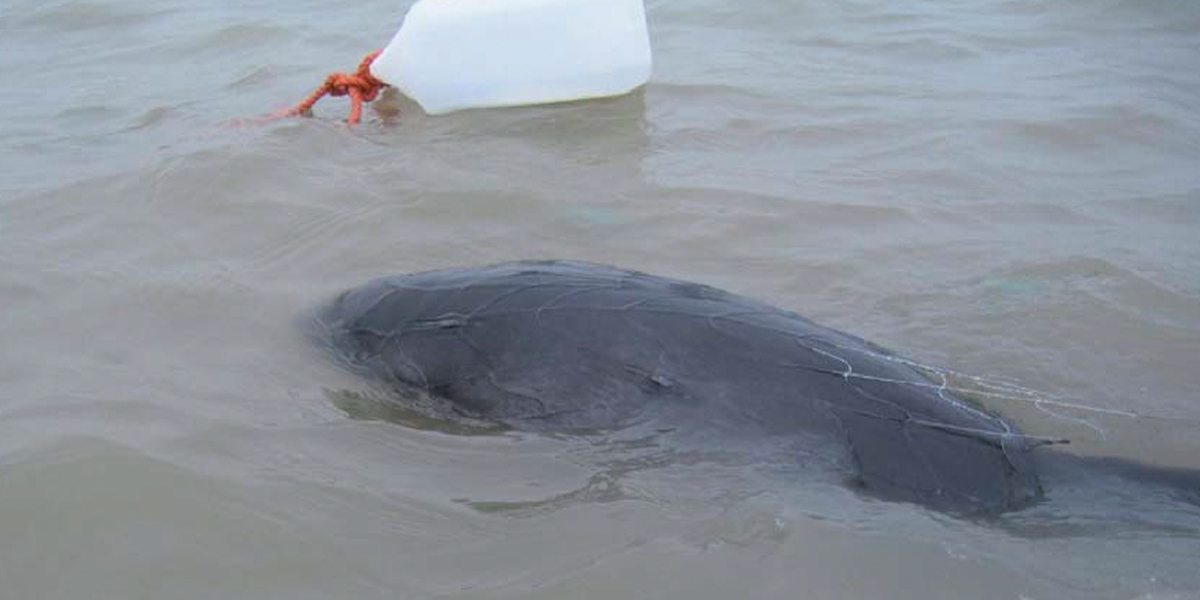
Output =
[{"x1": 2, "y1": 0, "x2": 1199, "y2": 598}]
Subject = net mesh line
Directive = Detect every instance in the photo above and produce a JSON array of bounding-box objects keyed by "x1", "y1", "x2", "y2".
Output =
[{"x1": 354, "y1": 278, "x2": 1145, "y2": 445}]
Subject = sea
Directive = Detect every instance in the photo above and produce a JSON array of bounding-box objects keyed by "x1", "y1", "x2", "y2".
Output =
[{"x1": 1, "y1": 0, "x2": 1199, "y2": 598}]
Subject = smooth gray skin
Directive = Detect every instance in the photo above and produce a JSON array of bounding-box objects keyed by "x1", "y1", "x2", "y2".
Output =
[{"x1": 318, "y1": 261, "x2": 1043, "y2": 513}]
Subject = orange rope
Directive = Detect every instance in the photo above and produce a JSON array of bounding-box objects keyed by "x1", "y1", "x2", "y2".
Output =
[{"x1": 285, "y1": 50, "x2": 388, "y2": 124}]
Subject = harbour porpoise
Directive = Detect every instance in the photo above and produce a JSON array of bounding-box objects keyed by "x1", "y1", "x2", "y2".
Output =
[{"x1": 314, "y1": 260, "x2": 1059, "y2": 514}]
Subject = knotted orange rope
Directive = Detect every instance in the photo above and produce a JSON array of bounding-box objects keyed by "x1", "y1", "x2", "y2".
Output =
[{"x1": 285, "y1": 50, "x2": 388, "y2": 124}]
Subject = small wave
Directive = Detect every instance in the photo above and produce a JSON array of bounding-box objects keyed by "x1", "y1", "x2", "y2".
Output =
[
  {"x1": 997, "y1": 105, "x2": 1177, "y2": 154},
  {"x1": 189, "y1": 22, "x2": 294, "y2": 52},
  {"x1": 19, "y1": 1, "x2": 170, "y2": 31}
]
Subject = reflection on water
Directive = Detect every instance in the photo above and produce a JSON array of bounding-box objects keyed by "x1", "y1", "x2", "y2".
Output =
[{"x1": 328, "y1": 388, "x2": 507, "y2": 436}]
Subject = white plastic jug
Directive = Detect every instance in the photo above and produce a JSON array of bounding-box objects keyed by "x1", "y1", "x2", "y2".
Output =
[{"x1": 369, "y1": 0, "x2": 652, "y2": 114}]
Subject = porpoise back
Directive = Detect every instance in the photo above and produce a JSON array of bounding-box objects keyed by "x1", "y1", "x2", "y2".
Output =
[{"x1": 317, "y1": 260, "x2": 1043, "y2": 513}]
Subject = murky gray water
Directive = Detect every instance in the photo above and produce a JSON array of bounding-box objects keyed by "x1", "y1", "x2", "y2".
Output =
[{"x1": 2, "y1": 0, "x2": 1200, "y2": 598}]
